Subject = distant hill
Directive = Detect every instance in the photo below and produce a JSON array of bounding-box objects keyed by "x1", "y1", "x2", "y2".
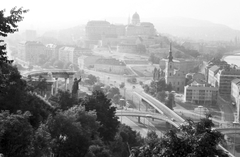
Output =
[
  {"x1": 149, "y1": 17, "x2": 240, "y2": 41},
  {"x1": 41, "y1": 25, "x2": 85, "y2": 45}
]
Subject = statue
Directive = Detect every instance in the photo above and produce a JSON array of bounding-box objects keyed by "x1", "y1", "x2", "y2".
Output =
[{"x1": 72, "y1": 77, "x2": 81, "y2": 98}]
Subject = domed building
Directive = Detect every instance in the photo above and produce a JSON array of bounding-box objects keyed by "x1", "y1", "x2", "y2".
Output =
[
  {"x1": 126, "y1": 12, "x2": 156, "y2": 36},
  {"x1": 132, "y1": 12, "x2": 140, "y2": 25}
]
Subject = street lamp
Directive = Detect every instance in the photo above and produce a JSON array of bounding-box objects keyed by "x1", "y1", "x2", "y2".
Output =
[{"x1": 233, "y1": 121, "x2": 239, "y2": 156}]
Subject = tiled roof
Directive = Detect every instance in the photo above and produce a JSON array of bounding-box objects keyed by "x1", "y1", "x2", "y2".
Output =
[{"x1": 209, "y1": 65, "x2": 220, "y2": 73}]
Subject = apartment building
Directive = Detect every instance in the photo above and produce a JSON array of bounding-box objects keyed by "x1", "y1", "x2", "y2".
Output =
[{"x1": 184, "y1": 81, "x2": 218, "y2": 104}]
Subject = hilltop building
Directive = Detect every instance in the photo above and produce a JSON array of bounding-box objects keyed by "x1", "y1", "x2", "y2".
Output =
[{"x1": 85, "y1": 12, "x2": 156, "y2": 49}]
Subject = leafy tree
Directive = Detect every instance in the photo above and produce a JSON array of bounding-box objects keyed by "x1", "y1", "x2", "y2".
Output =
[
  {"x1": 82, "y1": 90, "x2": 120, "y2": 142},
  {"x1": 87, "y1": 74, "x2": 97, "y2": 85},
  {"x1": 156, "y1": 91, "x2": 167, "y2": 102},
  {"x1": 165, "y1": 92, "x2": 174, "y2": 110},
  {"x1": 111, "y1": 124, "x2": 143, "y2": 157},
  {"x1": 130, "y1": 118, "x2": 228, "y2": 157},
  {"x1": 156, "y1": 78, "x2": 166, "y2": 92},
  {"x1": 46, "y1": 106, "x2": 101, "y2": 157},
  {"x1": 143, "y1": 84, "x2": 150, "y2": 93},
  {"x1": 48, "y1": 90, "x2": 76, "y2": 110},
  {"x1": 112, "y1": 94, "x2": 121, "y2": 104},
  {"x1": 107, "y1": 86, "x2": 120, "y2": 99},
  {"x1": 165, "y1": 82, "x2": 173, "y2": 92},
  {"x1": 86, "y1": 145, "x2": 111, "y2": 157},
  {"x1": 0, "y1": 111, "x2": 34, "y2": 157},
  {"x1": 144, "y1": 131, "x2": 161, "y2": 149},
  {"x1": 0, "y1": 63, "x2": 28, "y2": 112},
  {"x1": 93, "y1": 84, "x2": 102, "y2": 91},
  {"x1": 23, "y1": 92, "x2": 54, "y2": 128},
  {"x1": 0, "y1": 7, "x2": 28, "y2": 64},
  {"x1": 32, "y1": 124, "x2": 52, "y2": 157}
]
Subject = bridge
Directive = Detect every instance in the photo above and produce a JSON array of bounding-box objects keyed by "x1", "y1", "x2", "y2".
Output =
[
  {"x1": 133, "y1": 91, "x2": 234, "y2": 157},
  {"x1": 116, "y1": 110, "x2": 179, "y2": 128},
  {"x1": 134, "y1": 91, "x2": 185, "y2": 125},
  {"x1": 214, "y1": 128, "x2": 240, "y2": 134}
]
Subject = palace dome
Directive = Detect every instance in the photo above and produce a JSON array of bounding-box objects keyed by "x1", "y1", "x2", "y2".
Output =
[{"x1": 132, "y1": 12, "x2": 140, "y2": 20}]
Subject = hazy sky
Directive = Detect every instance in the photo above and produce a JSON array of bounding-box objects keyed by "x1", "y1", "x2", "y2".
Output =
[{"x1": 2, "y1": 0, "x2": 240, "y2": 31}]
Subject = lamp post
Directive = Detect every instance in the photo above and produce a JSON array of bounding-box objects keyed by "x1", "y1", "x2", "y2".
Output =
[{"x1": 233, "y1": 121, "x2": 239, "y2": 156}]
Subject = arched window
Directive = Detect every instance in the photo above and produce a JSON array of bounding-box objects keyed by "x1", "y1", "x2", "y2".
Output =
[{"x1": 169, "y1": 73, "x2": 171, "y2": 76}]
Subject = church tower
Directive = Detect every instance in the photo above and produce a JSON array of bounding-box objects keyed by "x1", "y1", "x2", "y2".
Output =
[{"x1": 165, "y1": 43, "x2": 174, "y2": 84}]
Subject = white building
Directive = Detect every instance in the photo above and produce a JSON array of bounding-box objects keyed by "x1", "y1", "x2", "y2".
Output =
[
  {"x1": 231, "y1": 78, "x2": 240, "y2": 122},
  {"x1": 184, "y1": 81, "x2": 218, "y2": 104}
]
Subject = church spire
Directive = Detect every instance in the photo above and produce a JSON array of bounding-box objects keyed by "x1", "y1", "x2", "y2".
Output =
[{"x1": 168, "y1": 43, "x2": 173, "y2": 62}]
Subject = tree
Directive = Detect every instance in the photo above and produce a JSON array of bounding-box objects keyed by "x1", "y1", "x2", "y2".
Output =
[
  {"x1": 107, "y1": 86, "x2": 120, "y2": 99},
  {"x1": 143, "y1": 84, "x2": 150, "y2": 93},
  {"x1": 82, "y1": 90, "x2": 120, "y2": 142},
  {"x1": 48, "y1": 90, "x2": 76, "y2": 110},
  {"x1": 46, "y1": 106, "x2": 101, "y2": 157},
  {"x1": 130, "y1": 118, "x2": 228, "y2": 157},
  {"x1": 112, "y1": 94, "x2": 121, "y2": 104},
  {"x1": 165, "y1": 92, "x2": 175, "y2": 110},
  {"x1": 156, "y1": 78, "x2": 166, "y2": 92},
  {"x1": 23, "y1": 92, "x2": 54, "y2": 128},
  {"x1": 0, "y1": 111, "x2": 34, "y2": 157},
  {"x1": 32, "y1": 124, "x2": 52, "y2": 157},
  {"x1": 111, "y1": 124, "x2": 143, "y2": 157},
  {"x1": 156, "y1": 91, "x2": 167, "y2": 102},
  {"x1": 87, "y1": 74, "x2": 98, "y2": 85},
  {"x1": 165, "y1": 82, "x2": 173, "y2": 92},
  {"x1": 0, "y1": 7, "x2": 28, "y2": 64}
]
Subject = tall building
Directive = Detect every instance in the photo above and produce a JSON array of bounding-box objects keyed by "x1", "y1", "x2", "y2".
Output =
[
  {"x1": 165, "y1": 44, "x2": 186, "y2": 92},
  {"x1": 18, "y1": 41, "x2": 45, "y2": 64},
  {"x1": 207, "y1": 64, "x2": 240, "y2": 97},
  {"x1": 231, "y1": 78, "x2": 240, "y2": 122}
]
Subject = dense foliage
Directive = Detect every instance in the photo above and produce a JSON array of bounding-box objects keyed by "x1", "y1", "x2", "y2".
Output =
[{"x1": 130, "y1": 118, "x2": 228, "y2": 157}]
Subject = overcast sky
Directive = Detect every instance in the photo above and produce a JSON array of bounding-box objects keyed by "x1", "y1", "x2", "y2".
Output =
[{"x1": 2, "y1": 0, "x2": 240, "y2": 31}]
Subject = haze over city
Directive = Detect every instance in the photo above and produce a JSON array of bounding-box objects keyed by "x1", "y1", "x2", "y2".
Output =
[
  {"x1": 1, "y1": 1, "x2": 240, "y2": 156},
  {"x1": 2, "y1": 0, "x2": 240, "y2": 31}
]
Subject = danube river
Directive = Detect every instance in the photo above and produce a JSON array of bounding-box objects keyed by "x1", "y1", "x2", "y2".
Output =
[{"x1": 223, "y1": 53, "x2": 240, "y2": 67}]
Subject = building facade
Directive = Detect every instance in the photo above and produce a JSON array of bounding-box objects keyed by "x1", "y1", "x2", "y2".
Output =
[
  {"x1": 165, "y1": 44, "x2": 186, "y2": 92},
  {"x1": 184, "y1": 81, "x2": 218, "y2": 104},
  {"x1": 94, "y1": 58, "x2": 127, "y2": 74},
  {"x1": 18, "y1": 41, "x2": 46, "y2": 65},
  {"x1": 231, "y1": 78, "x2": 240, "y2": 122}
]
